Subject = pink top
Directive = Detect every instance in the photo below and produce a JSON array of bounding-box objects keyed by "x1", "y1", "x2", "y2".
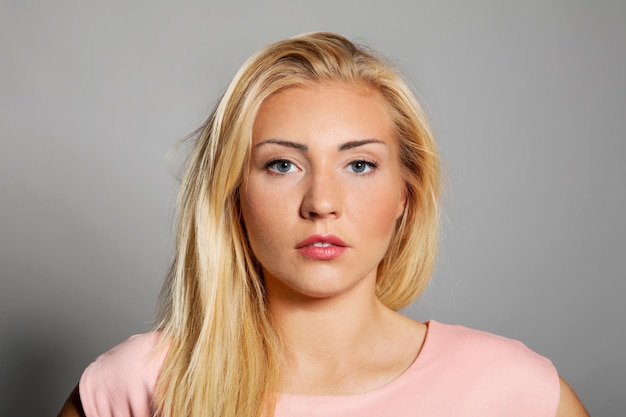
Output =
[{"x1": 79, "y1": 321, "x2": 560, "y2": 417}]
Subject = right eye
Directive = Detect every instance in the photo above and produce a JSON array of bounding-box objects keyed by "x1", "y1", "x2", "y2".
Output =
[{"x1": 265, "y1": 159, "x2": 298, "y2": 174}]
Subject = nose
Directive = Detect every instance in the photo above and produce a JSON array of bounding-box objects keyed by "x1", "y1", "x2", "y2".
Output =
[{"x1": 300, "y1": 170, "x2": 342, "y2": 219}]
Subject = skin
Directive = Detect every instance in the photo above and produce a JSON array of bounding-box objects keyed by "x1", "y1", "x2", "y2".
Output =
[
  {"x1": 240, "y1": 82, "x2": 424, "y2": 394},
  {"x1": 240, "y1": 81, "x2": 590, "y2": 413},
  {"x1": 241, "y1": 82, "x2": 406, "y2": 303},
  {"x1": 57, "y1": 385, "x2": 85, "y2": 417},
  {"x1": 557, "y1": 378, "x2": 590, "y2": 416},
  {"x1": 59, "y1": 81, "x2": 589, "y2": 416}
]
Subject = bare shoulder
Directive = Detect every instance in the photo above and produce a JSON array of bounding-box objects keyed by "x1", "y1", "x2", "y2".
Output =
[
  {"x1": 57, "y1": 384, "x2": 86, "y2": 417},
  {"x1": 556, "y1": 377, "x2": 589, "y2": 417}
]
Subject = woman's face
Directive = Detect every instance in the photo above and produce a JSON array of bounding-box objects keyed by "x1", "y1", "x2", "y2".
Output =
[{"x1": 240, "y1": 82, "x2": 406, "y2": 302}]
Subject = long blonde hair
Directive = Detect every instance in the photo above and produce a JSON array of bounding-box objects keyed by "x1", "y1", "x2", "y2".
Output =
[{"x1": 155, "y1": 32, "x2": 440, "y2": 417}]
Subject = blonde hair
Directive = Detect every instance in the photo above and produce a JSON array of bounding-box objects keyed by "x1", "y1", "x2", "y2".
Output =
[{"x1": 155, "y1": 32, "x2": 440, "y2": 417}]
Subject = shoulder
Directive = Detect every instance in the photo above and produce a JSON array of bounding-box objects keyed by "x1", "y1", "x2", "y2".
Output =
[
  {"x1": 419, "y1": 321, "x2": 561, "y2": 416},
  {"x1": 427, "y1": 320, "x2": 554, "y2": 369},
  {"x1": 79, "y1": 332, "x2": 167, "y2": 417}
]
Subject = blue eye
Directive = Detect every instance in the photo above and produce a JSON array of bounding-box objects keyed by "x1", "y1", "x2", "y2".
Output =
[
  {"x1": 347, "y1": 160, "x2": 377, "y2": 174},
  {"x1": 266, "y1": 159, "x2": 297, "y2": 174}
]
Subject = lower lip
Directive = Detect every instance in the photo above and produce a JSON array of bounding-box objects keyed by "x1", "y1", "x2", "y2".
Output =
[{"x1": 297, "y1": 245, "x2": 347, "y2": 260}]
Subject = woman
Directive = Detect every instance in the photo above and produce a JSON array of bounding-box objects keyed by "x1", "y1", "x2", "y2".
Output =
[{"x1": 58, "y1": 32, "x2": 588, "y2": 417}]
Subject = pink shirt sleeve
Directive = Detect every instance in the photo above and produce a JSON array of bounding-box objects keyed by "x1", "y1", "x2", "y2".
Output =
[
  {"x1": 79, "y1": 332, "x2": 165, "y2": 417},
  {"x1": 419, "y1": 322, "x2": 561, "y2": 416}
]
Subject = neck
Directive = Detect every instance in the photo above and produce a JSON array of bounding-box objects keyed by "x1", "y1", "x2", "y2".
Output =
[
  {"x1": 265, "y1": 276, "x2": 427, "y2": 395},
  {"x1": 269, "y1": 287, "x2": 390, "y2": 360}
]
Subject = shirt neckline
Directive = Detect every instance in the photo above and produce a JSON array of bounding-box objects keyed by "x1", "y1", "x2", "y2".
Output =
[{"x1": 278, "y1": 320, "x2": 438, "y2": 401}]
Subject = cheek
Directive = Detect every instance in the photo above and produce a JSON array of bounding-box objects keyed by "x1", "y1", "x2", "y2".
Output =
[
  {"x1": 240, "y1": 185, "x2": 288, "y2": 255},
  {"x1": 241, "y1": 196, "x2": 265, "y2": 245},
  {"x1": 352, "y1": 181, "x2": 405, "y2": 233},
  {"x1": 368, "y1": 203, "x2": 403, "y2": 238}
]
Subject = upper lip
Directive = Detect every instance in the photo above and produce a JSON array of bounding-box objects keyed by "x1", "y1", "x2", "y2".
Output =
[{"x1": 296, "y1": 234, "x2": 348, "y2": 248}]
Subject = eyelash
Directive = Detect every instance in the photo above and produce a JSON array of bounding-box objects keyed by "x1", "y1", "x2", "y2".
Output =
[
  {"x1": 263, "y1": 158, "x2": 379, "y2": 175},
  {"x1": 264, "y1": 159, "x2": 298, "y2": 175},
  {"x1": 345, "y1": 158, "x2": 378, "y2": 174}
]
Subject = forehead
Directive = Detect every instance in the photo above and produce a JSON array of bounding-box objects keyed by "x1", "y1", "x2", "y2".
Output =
[{"x1": 252, "y1": 82, "x2": 396, "y2": 144}]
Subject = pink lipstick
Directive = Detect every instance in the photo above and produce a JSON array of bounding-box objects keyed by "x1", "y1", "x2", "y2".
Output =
[{"x1": 296, "y1": 234, "x2": 347, "y2": 260}]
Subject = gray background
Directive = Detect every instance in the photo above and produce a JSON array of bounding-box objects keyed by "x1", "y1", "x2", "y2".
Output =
[{"x1": 1, "y1": 1, "x2": 624, "y2": 416}]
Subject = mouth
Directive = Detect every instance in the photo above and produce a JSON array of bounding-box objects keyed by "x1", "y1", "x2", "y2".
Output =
[
  {"x1": 296, "y1": 234, "x2": 348, "y2": 248},
  {"x1": 296, "y1": 235, "x2": 348, "y2": 260},
  {"x1": 310, "y1": 242, "x2": 334, "y2": 247}
]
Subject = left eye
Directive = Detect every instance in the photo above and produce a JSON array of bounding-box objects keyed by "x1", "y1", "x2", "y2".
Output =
[{"x1": 346, "y1": 160, "x2": 377, "y2": 174}]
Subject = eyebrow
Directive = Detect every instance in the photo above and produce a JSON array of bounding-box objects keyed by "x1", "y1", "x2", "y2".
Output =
[
  {"x1": 338, "y1": 139, "x2": 386, "y2": 151},
  {"x1": 255, "y1": 138, "x2": 386, "y2": 152},
  {"x1": 255, "y1": 139, "x2": 308, "y2": 151}
]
